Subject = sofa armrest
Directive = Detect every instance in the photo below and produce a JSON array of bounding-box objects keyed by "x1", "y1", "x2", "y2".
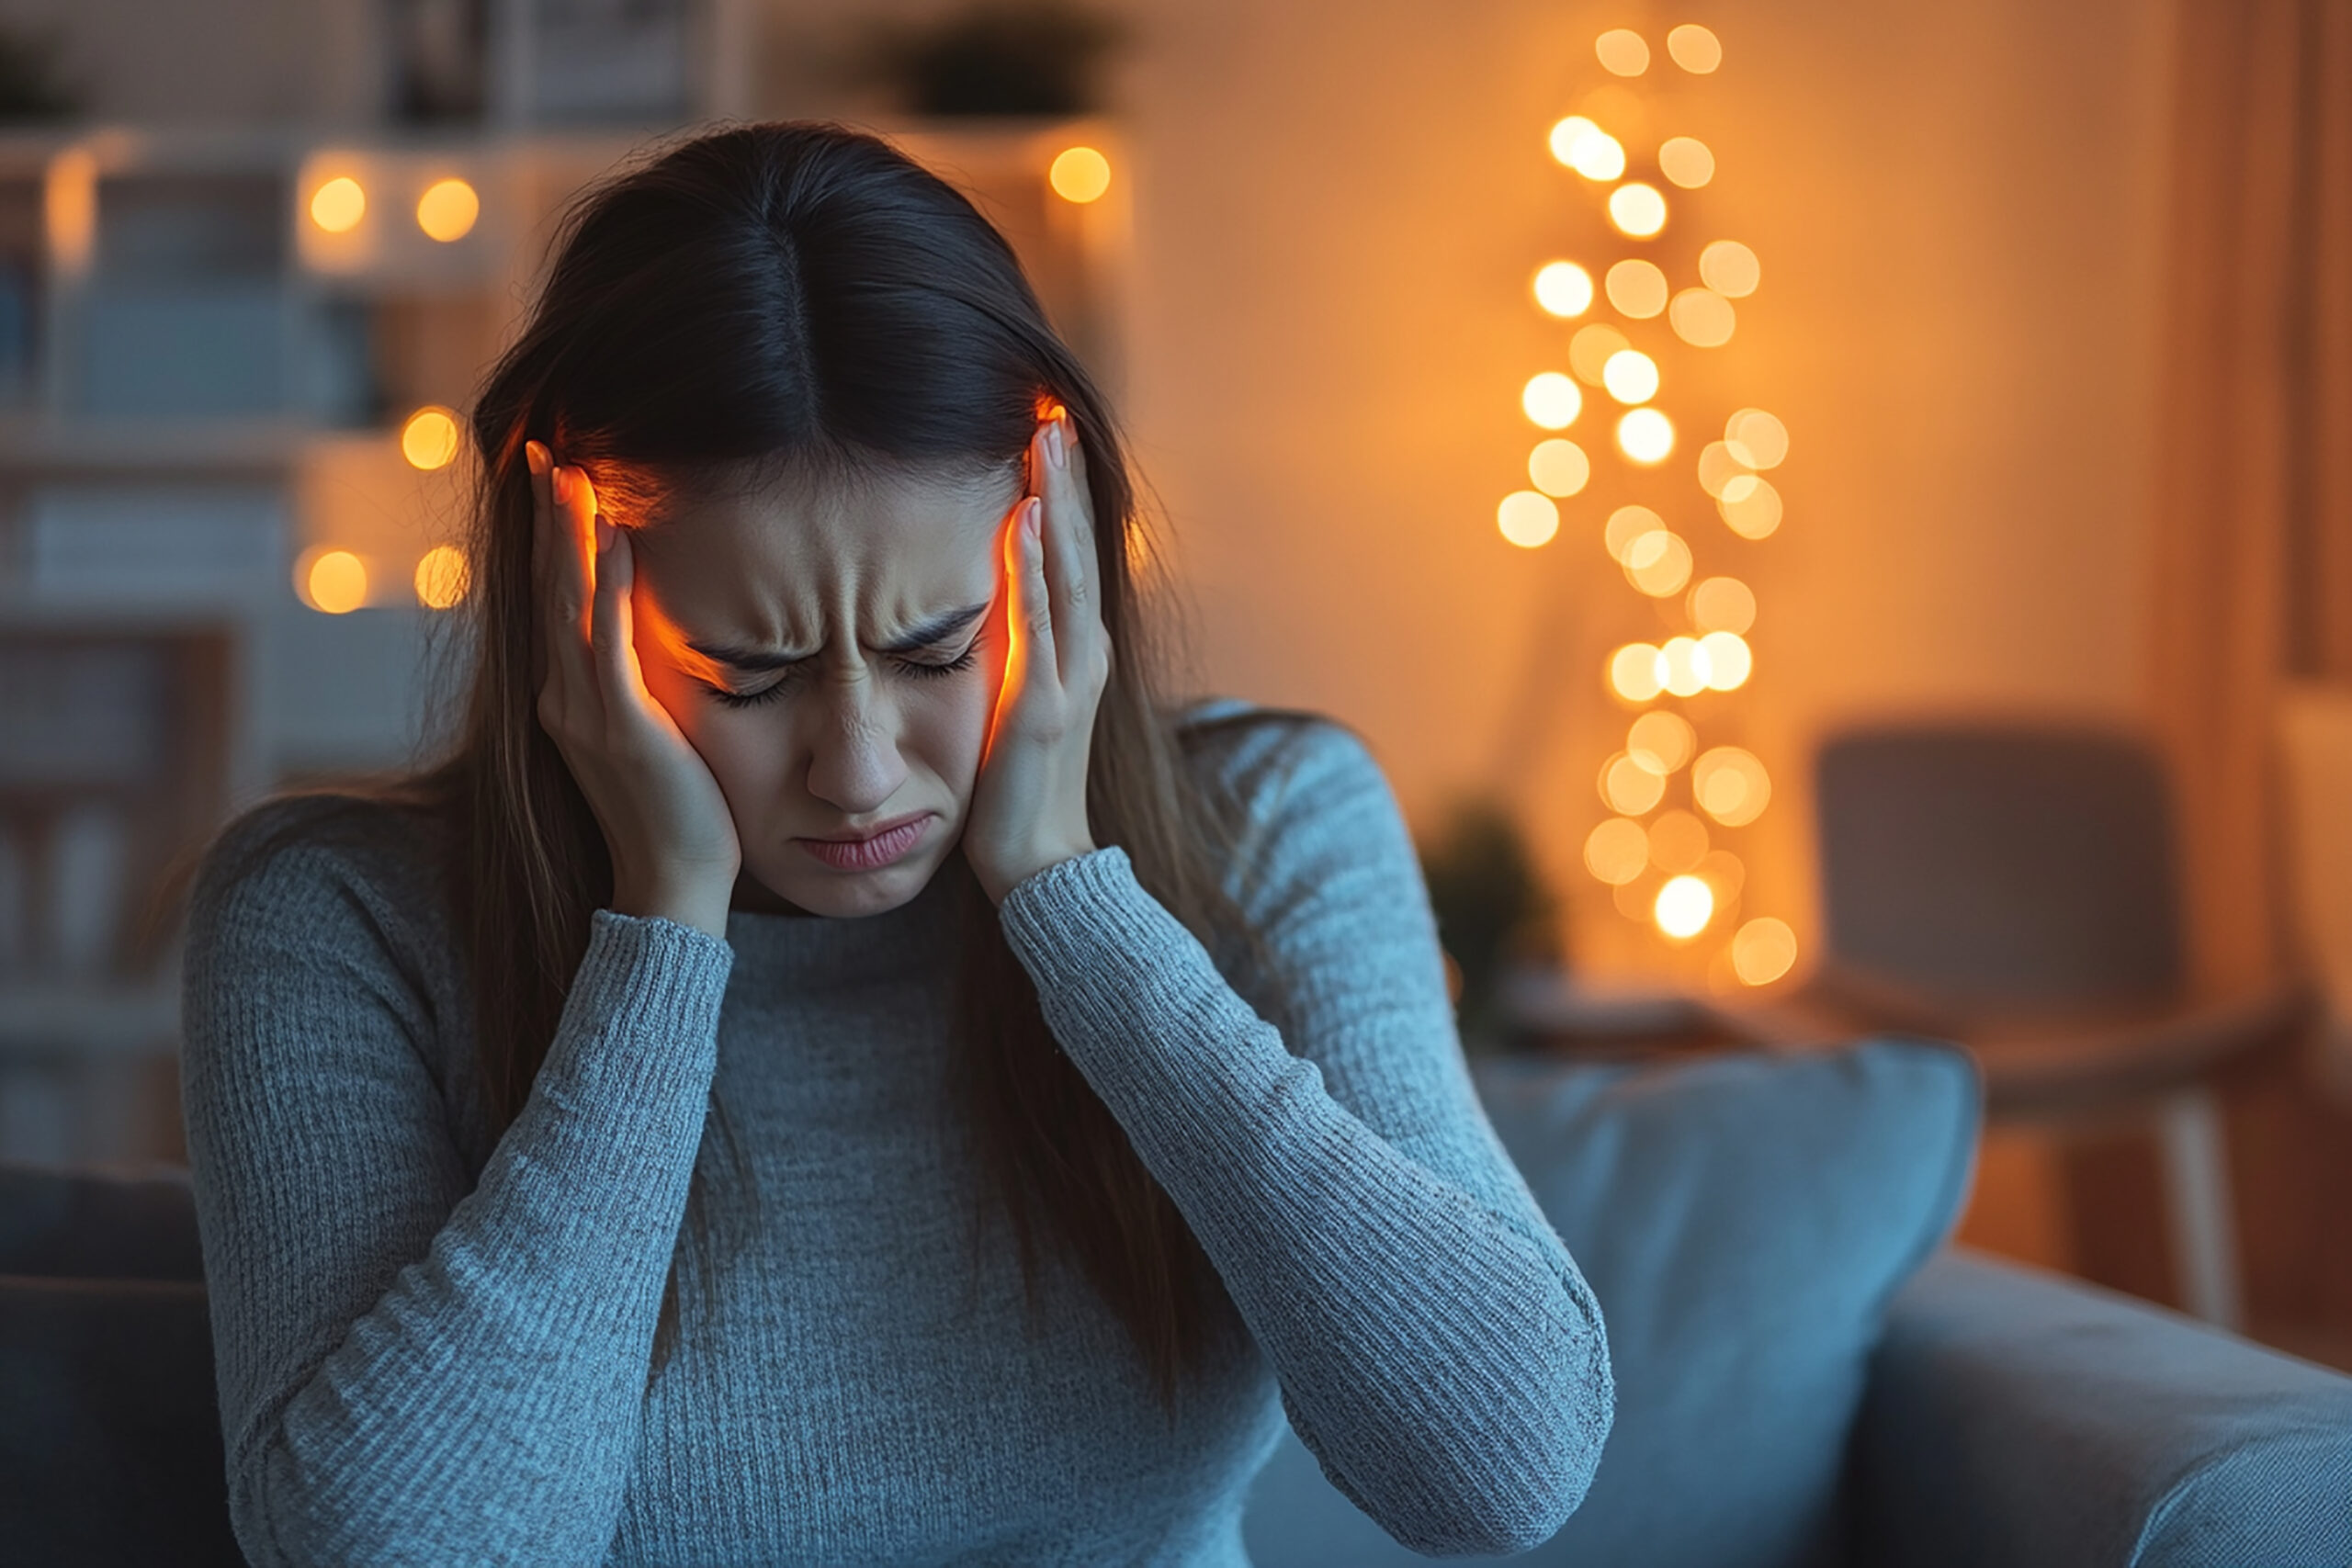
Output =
[{"x1": 1848, "y1": 1247, "x2": 2352, "y2": 1567}]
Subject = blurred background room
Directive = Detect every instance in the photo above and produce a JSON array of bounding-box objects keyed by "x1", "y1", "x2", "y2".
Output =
[{"x1": 0, "y1": 0, "x2": 2348, "y2": 1382}]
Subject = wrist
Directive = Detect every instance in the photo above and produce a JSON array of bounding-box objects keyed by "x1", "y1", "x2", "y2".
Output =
[{"x1": 611, "y1": 878, "x2": 733, "y2": 941}]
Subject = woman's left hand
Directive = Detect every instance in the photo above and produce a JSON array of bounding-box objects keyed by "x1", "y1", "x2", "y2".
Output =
[{"x1": 964, "y1": 403, "x2": 1111, "y2": 905}]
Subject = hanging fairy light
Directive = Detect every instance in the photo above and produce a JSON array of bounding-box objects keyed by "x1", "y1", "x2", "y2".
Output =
[{"x1": 1497, "y1": 20, "x2": 1798, "y2": 986}]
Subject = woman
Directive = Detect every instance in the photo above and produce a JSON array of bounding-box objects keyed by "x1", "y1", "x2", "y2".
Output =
[{"x1": 179, "y1": 121, "x2": 1612, "y2": 1566}]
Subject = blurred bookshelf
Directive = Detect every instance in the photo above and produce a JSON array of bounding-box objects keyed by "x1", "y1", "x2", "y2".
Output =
[{"x1": 0, "y1": 111, "x2": 1132, "y2": 1163}]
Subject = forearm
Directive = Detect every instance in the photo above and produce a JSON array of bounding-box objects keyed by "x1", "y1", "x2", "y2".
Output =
[{"x1": 193, "y1": 909, "x2": 730, "y2": 1566}]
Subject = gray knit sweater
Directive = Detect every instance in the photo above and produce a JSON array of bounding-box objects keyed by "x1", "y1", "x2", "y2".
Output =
[{"x1": 178, "y1": 701, "x2": 1613, "y2": 1566}]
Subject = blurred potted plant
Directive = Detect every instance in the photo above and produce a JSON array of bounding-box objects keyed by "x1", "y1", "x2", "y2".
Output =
[{"x1": 1418, "y1": 797, "x2": 1560, "y2": 1054}]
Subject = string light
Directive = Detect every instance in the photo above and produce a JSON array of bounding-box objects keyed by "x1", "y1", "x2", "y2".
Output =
[{"x1": 1516, "y1": 25, "x2": 1792, "y2": 979}]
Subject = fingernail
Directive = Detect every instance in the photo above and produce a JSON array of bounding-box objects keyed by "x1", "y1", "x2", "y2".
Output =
[
  {"x1": 1046, "y1": 417, "x2": 1067, "y2": 471},
  {"x1": 1025, "y1": 497, "x2": 1043, "y2": 539},
  {"x1": 526, "y1": 441, "x2": 549, "y2": 477},
  {"x1": 595, "y1": 515, "x2": 614, "y2": 554}
]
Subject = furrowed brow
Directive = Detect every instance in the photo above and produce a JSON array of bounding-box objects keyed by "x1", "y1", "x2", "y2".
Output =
[{"x1": 684, "y1": 602, "x2": 989, "y2": 671}]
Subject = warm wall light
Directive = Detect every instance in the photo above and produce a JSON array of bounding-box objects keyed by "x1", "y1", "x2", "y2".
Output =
[
  {"x1": 1608, "y1": 182, "x2": 1668, "y2": 237},
  {"x1": 1521, "y1": 371, "x2": 1583, "y2": 429},
  {"x1": 1596, "y1": 28, "x2": 1651, "y2": 75},
  {"x1": 1699, "y1": 239, "x2": 1761, "y2": 296},
  {"x1": 416, "y1": 177, "x2": 480, "y2": 242},
  {"x1": 1733, "y1": 916, "x2": 1799, "y2": 984},
  {"x1": 1617, "y1": 406, "x2": 1675, "y2": 462},
  {"x1": 1049, "y1": 146, "x2": 1112, "y2": 203},
  {"x1": 1602, "y1": 348, "x2": 1659, "y2": 403},
  {"x1": 414, "y1": 544, "x2": 470, "y2": 609},
  {"x1": 401, "y1": 406, "x2": 462, "y2": 470},
  {"x1": 1668, "y1": 24, "x2": 1724, "y2": 73},
  {"x1": 300, "y1": 547, "x2": 368, "y2": 614},
  {"x1": 1668, "y1": 288, "x2": 1736, "y2": 346},
  {"x1": 1657, "y1": 137, "x2": 1715, "y2": 188},
  {"x1": 1534, "y1": 260, "x2": 1595, "y2": 316},
  {"x1": 1528, "y1": 438, "x2": 1591, "y2": 496},
  {"x1": 1604, "y1": 258, "x2": 1668, "y2": 318},
  {"x1": 310, "y1": 175, "x2": 367, "y2": 233},
  {"x1": 1497, "y1": 490, "x2": 1561, "y2": 547},
  {"x1": 1655, "y1": 874, "x2": 1715, "y2": 938}
]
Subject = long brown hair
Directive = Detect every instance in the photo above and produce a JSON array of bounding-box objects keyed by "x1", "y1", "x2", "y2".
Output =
[{"x1": 164, "y1": 121, "x2": 1319, "y2": 1419}]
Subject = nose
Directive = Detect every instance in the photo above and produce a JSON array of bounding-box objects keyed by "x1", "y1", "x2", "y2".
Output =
[{"x1": 799, "y1": 673, "x2": 910, "y2": 818}]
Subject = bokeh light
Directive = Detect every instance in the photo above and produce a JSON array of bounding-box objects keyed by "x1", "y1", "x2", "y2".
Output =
[
  {"x1": 1610, "y1": 642, "x2": 1665, "y2": 702},
  {"x1": 415, "y1": 177, "x2": 479, "y2": 242},
  {"x1": 1534, "y1": 260, "x2": 1595, "y2": 316},
  {"x1": 309, "y1": 175, "x2": 366, "y2": 233},
  {"x1": 1521, "y1": 370, "x2": 1583, "y2": 428},
  {"x1": 1596, "y1": 28, "x2": 1651, "y2": 74},
  {"x1": 1697, "y1": 438, "x2": 1751, "y2": 498},
  {"x1": 1668, "y1": 288, "x2": 1736, "y2": 347},
  {"x1": 1627, "y1": 709, "x2": 1696, "y2": 773},
  {"x1": 1693, "y1": 746, "x2": 1771, "y2": 826},
  {"x1": 1584, "y1": 818, "x2": 1650, "y2": 886},
  {"x1": 1498, "y1": 490, "x2": 1561, "y2": 548},
  {"x1": 1602, "y1": 348, "x2": 1660, "y2": 404},
  {"x1": 1604, "y1": 258, "x2": 1669, "y2": 318},
  {"x1": 414, "y1": 544, "x2": 470, "y2": 609},
  {"x1": 401, "y1": 406, "x2": 462, "y2": 470},
  {"x1": 1617, "y1": 407, "x2": 1675, "y2": 463},
  {"x1": 1529, "y1": 438, "x2": 1591, "y2": 496},
  {"x1": 1690, "y1": 575, "x2": 1758, "y2": 634},
  {"x1": 1699, "y1": 239, "x2": 1761, "y2": 297},
  {"x1": 1609, "y1": 182, "x2": 1668, "y2": 237},
  {"x1": 1659, "y1": 636, "x2": 1711, "y2": 696},
  {"x1": 1667, "y1": 23, "x2": 1724, "y2": 73},
  {"x1": 1647, "y1": 809, "x2": 1710, "y2": 874},
  {"x1": 1654, "y1": 874, "x2": 1715, "y2": 938},
  {"x1": 1570, "y1": 324, "x2": 1632, "y2": 385},
  {"x1": 300, "y1": 547, "x2": 368, "y2": 614},
  {"x1": 1605, "y1": 504, "x2": 1663, "y2": 561},
  {"x1": 1602, "y1": 752, "x2": 1668, "y2": 815},
  {"x1": 1049, "y1": 146, "x2": 1113, "y2": 202},
  {"x1": 1697, "y1": 849, "x2": 1747, "y2": 902},
  {"x1": 1724, "y1": 407, "x2": 1790, "y2": 468},
  {"x1": 1699, "y1": 630, "x2": 1754, "y2": 689},
  {"x1": 1550, "y1": 117, "x2": 1628, "y2": 180},
  {"x1": 1733, "y1": 917, "x2": 1800, "y2": 985},
  {"x1": 1717, "y1": 473, "x2": 1784, "y2": 538},
  {"x1": 1624, "y1": 529, "x2": 1693, "y2": 596},
  {"x1": 1657, "y1": 136, "x2": 1715, "y2": 188}
]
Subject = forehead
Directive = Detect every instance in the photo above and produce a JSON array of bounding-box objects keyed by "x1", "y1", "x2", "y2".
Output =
[{"x1": 631, "y1": 460, "x2": 1020, "y2": 647}]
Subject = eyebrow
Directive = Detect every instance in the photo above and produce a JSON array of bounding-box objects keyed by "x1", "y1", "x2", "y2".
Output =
[{"x1": 684, "y1": 602, "x2": 990, "y2": 671}]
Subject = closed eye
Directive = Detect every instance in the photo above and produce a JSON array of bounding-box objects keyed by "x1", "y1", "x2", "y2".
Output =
[{"x1": 701, "y1": 644, "x2": 982, "y2": 708}]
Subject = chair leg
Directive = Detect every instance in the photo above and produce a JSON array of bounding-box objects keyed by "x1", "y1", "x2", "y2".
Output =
[{"x1": 2155, "y1": 1087, "x2": 2244, "y2": 1329}]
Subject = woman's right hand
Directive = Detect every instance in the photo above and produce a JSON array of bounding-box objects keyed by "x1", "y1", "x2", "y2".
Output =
[{"x1": 529, "y1": 441, "x2": 741, "y2": 939}]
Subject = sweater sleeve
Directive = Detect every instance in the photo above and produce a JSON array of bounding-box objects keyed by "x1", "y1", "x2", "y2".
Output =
[
  {"x1": 178, "y1": 804, "x2": 735, "y2": 1567},
  {"x1": 995, "y1": 717, "x2": 1614, "y2": 1557}
]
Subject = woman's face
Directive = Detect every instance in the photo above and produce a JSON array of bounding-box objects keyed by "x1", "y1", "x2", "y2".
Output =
[{"x1": 624, "y1": 460, "x2": 1025, "y2": 919}]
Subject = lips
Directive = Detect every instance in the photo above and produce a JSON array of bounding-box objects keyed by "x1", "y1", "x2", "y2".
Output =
[{"x1": 795, "y1": 812, "x2": 933, "y2": 872}]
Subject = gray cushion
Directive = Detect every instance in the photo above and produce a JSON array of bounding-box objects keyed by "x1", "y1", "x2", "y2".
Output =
[{"x1": 1243, "y1": 1037, "x2": 1979, "y2": 1568}]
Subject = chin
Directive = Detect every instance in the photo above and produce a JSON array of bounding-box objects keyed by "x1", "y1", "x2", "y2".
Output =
[{"x1": 752, "y1": 841, "x2": 947, "y2": 919}]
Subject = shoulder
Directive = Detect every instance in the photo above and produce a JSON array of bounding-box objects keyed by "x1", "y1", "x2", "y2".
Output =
[
  {"x1": 186, "y1": 788, "x2": 458, "y2": 993},
  {"x1": 1168, "y1": 695, "x2": 1412, "y2": 901}
]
